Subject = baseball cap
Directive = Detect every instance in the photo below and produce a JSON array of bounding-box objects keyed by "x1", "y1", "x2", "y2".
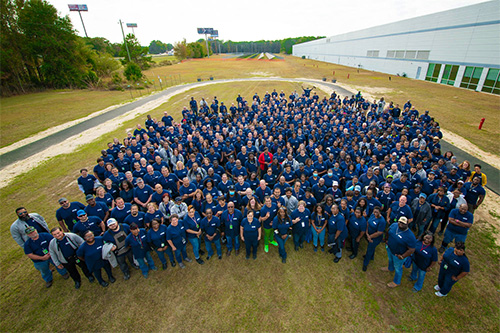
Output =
[
  {"x1": 332, "y1": 181, "x2": 339, "y2": 186},
  {"x1": 106, "y1": 218, "x2": 118, "y2": 227},
  {"x1": 77, "y1": 210, "x2": 86, "y2": 217},
  {"x1": 25, "y1": 226, "x2": 36, "y2": 234},
  {"x1": 419, "y1": 193, "x2": 427, "y2": 199},
  {"x1": 354, "y1": 185, "x2": 361, "y2": 191},
  {"x1": 85, "y1": 194, "x2": 94, "y2": 201},
  {"x1": 398, "y1": 216, "x2": 408, "y2": 224},
  {"x1": 58, "y1": 197, "x2": 68, "y2": 204},
  {"x1": 175, "y1": 196, "x2": 182, "y2": 202}
]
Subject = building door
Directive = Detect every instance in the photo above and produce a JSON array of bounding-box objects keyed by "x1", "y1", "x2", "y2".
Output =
[{"x1": 416, "y1": 66, "x2": 422, "y2": 79}]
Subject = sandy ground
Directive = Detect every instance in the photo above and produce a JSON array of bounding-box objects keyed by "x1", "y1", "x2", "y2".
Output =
[{"x1": 474, "y1": 190, "x2": 500, "y2": 247}]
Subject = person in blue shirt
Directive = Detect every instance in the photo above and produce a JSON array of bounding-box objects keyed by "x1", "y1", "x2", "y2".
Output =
[
  {"x1": 409, "y1": 232, "x2": 438, "y2": 292},
  {"x1": 348, "y1": 208, "x2": 367, "y2": 259},
  {"x1": 220, "y1": 202, "x2": 243, "y2": 256},
  {"x1": 327, "y1": 205, "x2": 347, "y2": 263},
  {"x1": 427, "y1": 186, "x2": 450, "y2": 233},
  {"x1": 56, "y1": 198, "x2": 86, "y2": 232},
  {"x1": 290, "y1": 201, "x2": 310, "y2": 251},
  {"x1": 273, "y1": 207, "x2": 292, "y2": 263},
  {"x1": 147, "y1": 218, "x2": 176, "y2": 269},
  {"x1": 133, "y1": 178, "x2": 154, "y2": 212},
  {"x1": 125, "y1": 223, "x2": 157, "y2": 278},
  {"x1": 24, "y1": 227, "x2": 69, "y2": 288},
  {"x1": 73, "y1": 210, "x2": 104, "y2": 237},
  {"x1": 110, "y1": 198, "x2": 132, "y2": 224},
  {"x1": 166, "y1": 214, "x2": 192, "y2": 268},
  {"x1": 200, "y1": 208, "x2": 222, "y2": 260},
  {"x1": 463, "y1": 177, "x2": 486, "y2": 214},
  {"x1": 84, "y1": 195, "x2": 110, "y2": 222},
  {"x1": 240, "y1": 210, "x2": 262, "y2": 259},
  {"x1": 103, "y1": 219, "x2": 136, "y2": 280},
  {"x1": 78, "y1": 168, "x2": 98, "y2": 196},
  {"x1": 439, "y1": 204, "x2": 473, "y2": 253},
  {"x1": 259, "y1": 196, "x2": 279, "y2": 253},
  {"x1": 310, "y1": 204, "x2": 328, "y2": 252},
  {"x1": 383, "y1": 216, "x2": 416, "y2": 288},
  {"x1": 387, "y1": 195, "x2": 413, "y2": 225},
  {"x1": 362, "y1": 207, "x2": 386, "y2": 271},
  {"x1": 435, "y1": 242, "x2": 470, "y2": 297},
  {"x1": 76, "y1": 230, "x2": 116, "y2": 287},
  {"x1": 183, "y1": 207, "x2": 205, "y2": 265}
]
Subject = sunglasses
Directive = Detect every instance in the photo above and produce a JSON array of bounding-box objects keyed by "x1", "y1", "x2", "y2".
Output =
[{"x1": 18, "y1": 211, "x2": 28, "y2": 216}]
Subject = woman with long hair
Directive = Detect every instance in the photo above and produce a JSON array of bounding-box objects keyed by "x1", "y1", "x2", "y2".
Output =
[{"x1": 272, "y1": 207, "x2": 292, "y2": 263}]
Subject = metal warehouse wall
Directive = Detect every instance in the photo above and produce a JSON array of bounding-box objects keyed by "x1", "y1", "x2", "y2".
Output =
[{"x1": 293, "y1": 1, "x2": 500, "y2": 92}]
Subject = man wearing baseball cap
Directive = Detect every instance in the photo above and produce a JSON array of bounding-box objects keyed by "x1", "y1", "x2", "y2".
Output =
[
  {"x1": 23, "y1": 226, "x2": 69, "y2": 288},
  {"x1": 103, "y1": 218, "x2": 136, "y2": 280},
  {"x1": 55, "y1": 198, "x2": 86, "y2": 232},
  {"x1": 73, "y1": 210, "x2": 105, "y2": 237},
  {"x1": 382, "y1": 216, "x2": 416, "y2": 288}
]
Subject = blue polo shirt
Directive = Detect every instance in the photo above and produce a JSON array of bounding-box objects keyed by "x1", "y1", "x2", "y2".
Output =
[
  {"x1": 56, "y1": 202, "x2": 86, "y2": 231},
  {"x1": 110, "y1": 203, "x2": 132, "y2": 224},
  {"x1": 24, "y1": 233, "x2": 53, "y2": 262},
  {"x1": 446, "y1": 208, "x2": 474, "y2": 235},
  {"x1": 166, "y1": 222, "x2": 187, "y2": 248},
  {"x1": 260, "y1": 203, "x2": 278, "y2": 229},
  {"x1": 85, "y1": 202, "x2": 109, "y2": 221},
  {"x1": 387, "y1": 223, "x2": 416, "y2": 255},
  {"x1": 441, "y1": 247, "x2": 470, "y2": 276},
  {"x1": 220, "y1": 209, "x2": 243, "y2": 237},
  {"x1": 413, "y1": 240, "x2": 438, "y2": 271},
  {"x1": 125, "y1": 229, "x2": 150, "y2": 258},
  {"x1": 389, "y1": 202, "x2": 413, "y2": 224},
  {"x1": 73, "y1": 216, "x2": 102, "y2": 236},
  {"x1": 201, "y1": 216, "x2": 221, "y2": 241},
  {"x1": 241, "y1": 218, "x2": 261, "y2": 239},
  {"x1": 133, "y1": 185, "x2": 154, "y2": 203},
  {"x1": 76, "y1": 236, "x2": 106, "y2": 272},
  {"x1": 272, "y1": 217, "x2": 291, "y2": 235},
  {"x1": 124, "y1": 212, "x2": 146, "y2": 228},
  {"x1": 328, "y1": 214, "x2": 347, "y2": 240},
  {"x1": 291, "y1": 208, "x2": 311, "y2": 234},
  {"x1": 367, "y1": 215, "x2": 386, "y2": 241},
  {"x1": 183, "y1": 214, "x2": 202, "y2": 239},
  {"x1": 146, "y1": 224, "x2": 168, "y2": 248}
]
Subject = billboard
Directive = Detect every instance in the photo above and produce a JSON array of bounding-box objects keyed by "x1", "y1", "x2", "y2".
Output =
[
  {"x1": 211, "y1": 30, "x2": 218, "y2": 37},
  {"x1": 68, "y1": 4, "x2": 88, "y2": 11},
  {"x1": 126, "y1": 23, "x2": 138, "y2": 28},
  {"x1": 197, "y1": 28, "x2": 214, "y2": 35}
]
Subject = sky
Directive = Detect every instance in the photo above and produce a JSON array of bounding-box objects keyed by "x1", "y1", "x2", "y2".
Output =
[{"x1": 47, "y1": 0, "x2": 489, "y2": 45}]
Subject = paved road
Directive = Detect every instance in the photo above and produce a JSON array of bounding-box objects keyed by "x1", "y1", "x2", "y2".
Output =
[{"x1": 1, "y1": 78, "x2": 497, "y2": 195}]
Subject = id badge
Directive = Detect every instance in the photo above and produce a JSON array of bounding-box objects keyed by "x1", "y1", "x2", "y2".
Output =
[
  {"x1": 301, "y1": 222, "x2": 305, "y2": 228},
  {"x1": 230, "y1": 224, "x2": 233, "y2": 230},
  {"x1": 161, "y1": 243, "x2": 165, "y2": 247},
  {"x1": 76, "y1": 258, "x2": 81, "y2": 264},
  {"x1": 443, "y1": 264, "x2": 448, "y2": 270},
  {"x1": 182, "y1": 237, "x2": 186, "y2": 244},
  {"x1": 42, "y1": 249, "x2": 48, "y2": 255}
]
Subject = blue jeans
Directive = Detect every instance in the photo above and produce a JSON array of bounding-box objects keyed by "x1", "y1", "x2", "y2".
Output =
[
  {"x1": 417, "y1": 224, "x2": 426, "y2": 238},
  {"x1": 293, "y1": 232, "x2": 305, "y2": 248},
  {"x1": 226, "y1": 235, "x2": 240, "y2": 251},
  {"x1": 410, "y1": 262, "x2": 427, "y2": 291},
  {"x1": 363, "y1": 237, "x2": 382, "y2": 267},
  {"x1": 442, "y1": 229, "x2": 467, "y2": 247},
  {"x1": 173, "y1": 244, "x2": 188, "y2": 263},
  {"x1": 205, "y1": 238, "x2": 222, "y2": 257},
  {"x1": 386, "y1": 246, "x2": 405, "y2": 285},
  {"x1": 33, "y1": 259, "x2": 68, "y2": 282},
  {"x1": 274, "y1": 234, "x2": 289, "y2": 259},
  {"x1": 92, "y1": 261, "x2": 114, "y2": 284},
  {"x1": 154, "y1": 249, "x2": 167, "y2": 265},
  {"x1": 311, "y1": 226, "x2": 325, "y2": 247},
  {"x1": 428, "y1": 217, "x2": 443, "y2": 233},
  {"x1": 349, "y1": 229, "x2": 361, "y2": 255},
  {"x1": 188, "y1": 237, "x2": 201, "y2": 259},
  {"x1": 136, "y1": 251, "x2": 156, "y2": 276},
  {"x1": 438, "y1": 263, "x2": 458, "y2": 295}
]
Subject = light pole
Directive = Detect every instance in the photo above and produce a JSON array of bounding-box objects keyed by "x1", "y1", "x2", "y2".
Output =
[{"x1": 119, "y1": 19, "x2": 132, "y2": 62}]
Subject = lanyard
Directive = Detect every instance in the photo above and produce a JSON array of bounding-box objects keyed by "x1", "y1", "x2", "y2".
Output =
[
  {"x1": 421, "y1": 244, "x2": 429, "y2": 252},
  {"x1": 134, "y1": 233, "x2": 144, "y2": 248}
]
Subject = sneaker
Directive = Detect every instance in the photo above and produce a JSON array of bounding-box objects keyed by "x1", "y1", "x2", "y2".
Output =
[
  {"x1": 132, "y1": 265, "x2": 140, "y2": 270},
  {"x1": 206, "y1": 256, "x2": 211, "y2": 261},
  {"x1": 109, "y1": 276, "x2": 116, "y2": 283},
  {"x1": 349, "y1": 254, "x2": 357, "y2": 259},
  {"x1": 46, "y1": 280, "x2": 53, "y2": 288},
  {"x1": 226, "y1": 250, "x2": 231, "y2": 257},
  {"x1": 171, "y1": 261, "x2": 176, "y2": 267},
  {"x1": 100, "y1": 281, "x2": 109, "y2": 288},
  {"x1": 246, "y1": 256, "x2": 250, "y2": 260},
  {"x1": 435, "y1": 291, "x2": 447, "y2": 297},
  {"x1": 253, "y1": 255, "x2": 257, "y2": 260},
  {"x1": 408, "y1": 277, "x2": 416, "y2": 282},
  {"x1": 162, "y1": 263, "x2": 168, "y2": 270},
  {"x1": 321, "y1": 246, "x2": 325, "y2": 252},
  {"x1": 412, "y1": 288, "x2": 419, "y2": 293},
  {"x1": 179, "y1": 262, "x2": 186, "y2": 269},
  {"x1": 218, "y1": 255, "x2": 222, "y2": 260},
  {"x1": 314, "y1": 246, "x2": 318, "y2": 252},
  {"x1": 184, "y1": 257, "x2": 192, "y2": 263},
  {"x1": 439, "y1": 246, "x2": 446, "y2": 254},
  {"x1": 264, "y1": 245, "x2": 269, "y2": 253},
  {"x1": 334, "y1": 257, "x2": 341, "y2": 263},
  {"x1": 199, "y1": 249, "x2": 205, "y2": 255},
  {"x1": 434, "y1": 285, "x2": 441, "y2": 291},
  {"x1": 123, "y1": 273, "x2": 130, "y2": 281},
  {"x1": 62, "y1": 273, "x2": 70, "y2": 280},
  {"x1": 143, "y1": 274, "x2": 149, "y2": 279},
  {"x1": 88, "y1": 276, "x2": 95, "y2": 283},
  {"x1": 282, "y1": 258, "x2": 286, "y2": 263},
  {"x1": 150, "y1": 266, "x2": 158, "y2": 271},
  {"x1": 295, "y1": 246, "x2": 299, "y2": 251},
  {"x1": 271, "y1": 241, "x2": 278, "y2": 246},
  {"x1": 75, "y1": 281, "x2": 81, "y2": 289},
  {"x1": 362, "y1": 265, "x2": 367, "y2": 272},
  {"x1": 196, "y1": 258, "x2": 205, "y2": 265}
]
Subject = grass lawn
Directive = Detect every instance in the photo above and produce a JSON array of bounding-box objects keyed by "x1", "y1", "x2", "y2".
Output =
[
  {"x1": 0, "y1": 90, "x2": 132, "y2": 148},
  {"x1": 0, "y1": 82, "x2": 499, "y2": 331},
  {"x1": 150, "y1": 55, "x2": 178, "y2": 64},
  {"x1": 1, "y1": 55, "x2": 498, "y2": 155}
]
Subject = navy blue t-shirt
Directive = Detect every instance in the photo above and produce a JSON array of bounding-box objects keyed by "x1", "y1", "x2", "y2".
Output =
[
  {"x1": 441, "y1": 247, "x2": 470, "y2": 277},
  {"x1": 387, "y1": 223, "x2": 416, "y2": 255},
  {"x1": 413, "y1": 240, "x2": 438, "y2": 271},
  {"x1": 24, "y1": 233, "x2": 53, "y2": 262}
]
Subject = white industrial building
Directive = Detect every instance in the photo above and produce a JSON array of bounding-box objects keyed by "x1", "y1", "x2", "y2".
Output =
[{"x1": 293, "y1": 1, "x2": 500, "y2": 94}]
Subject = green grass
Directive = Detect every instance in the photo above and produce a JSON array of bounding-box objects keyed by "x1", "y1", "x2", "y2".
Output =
[
  {"x1": 0, "y1": 90, "x2": 133, "y2": 148},
  {"x1": 1, "y1": 82, "x2": 499, "y2": 331},
  {"x1": 150, "y1": 55, "x2": 178, "y2": 64}
]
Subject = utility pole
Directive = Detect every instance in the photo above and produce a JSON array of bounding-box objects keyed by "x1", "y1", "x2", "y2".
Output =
[
  {"x1": 204, "y1": 33, "x2": 210, "y2": 58},
  {"x1": 78, "y1": 11, "x2": 88, "y2": 37},
  {"x1": 119, "y1": 19, "x2": 131, "y2": 62}
]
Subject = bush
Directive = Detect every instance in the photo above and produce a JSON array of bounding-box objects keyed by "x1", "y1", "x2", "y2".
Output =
[
  {"x1": 159, "y1": 60, "x2": 173, "y2": 66},
  {"x1": 124, "y1": 62, "x2": 142, "y2": 82}
]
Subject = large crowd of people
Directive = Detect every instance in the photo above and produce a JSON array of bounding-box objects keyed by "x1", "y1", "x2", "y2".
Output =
[{"x1": 12, "y1": 87, "x2": 487, "y2": 297}]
